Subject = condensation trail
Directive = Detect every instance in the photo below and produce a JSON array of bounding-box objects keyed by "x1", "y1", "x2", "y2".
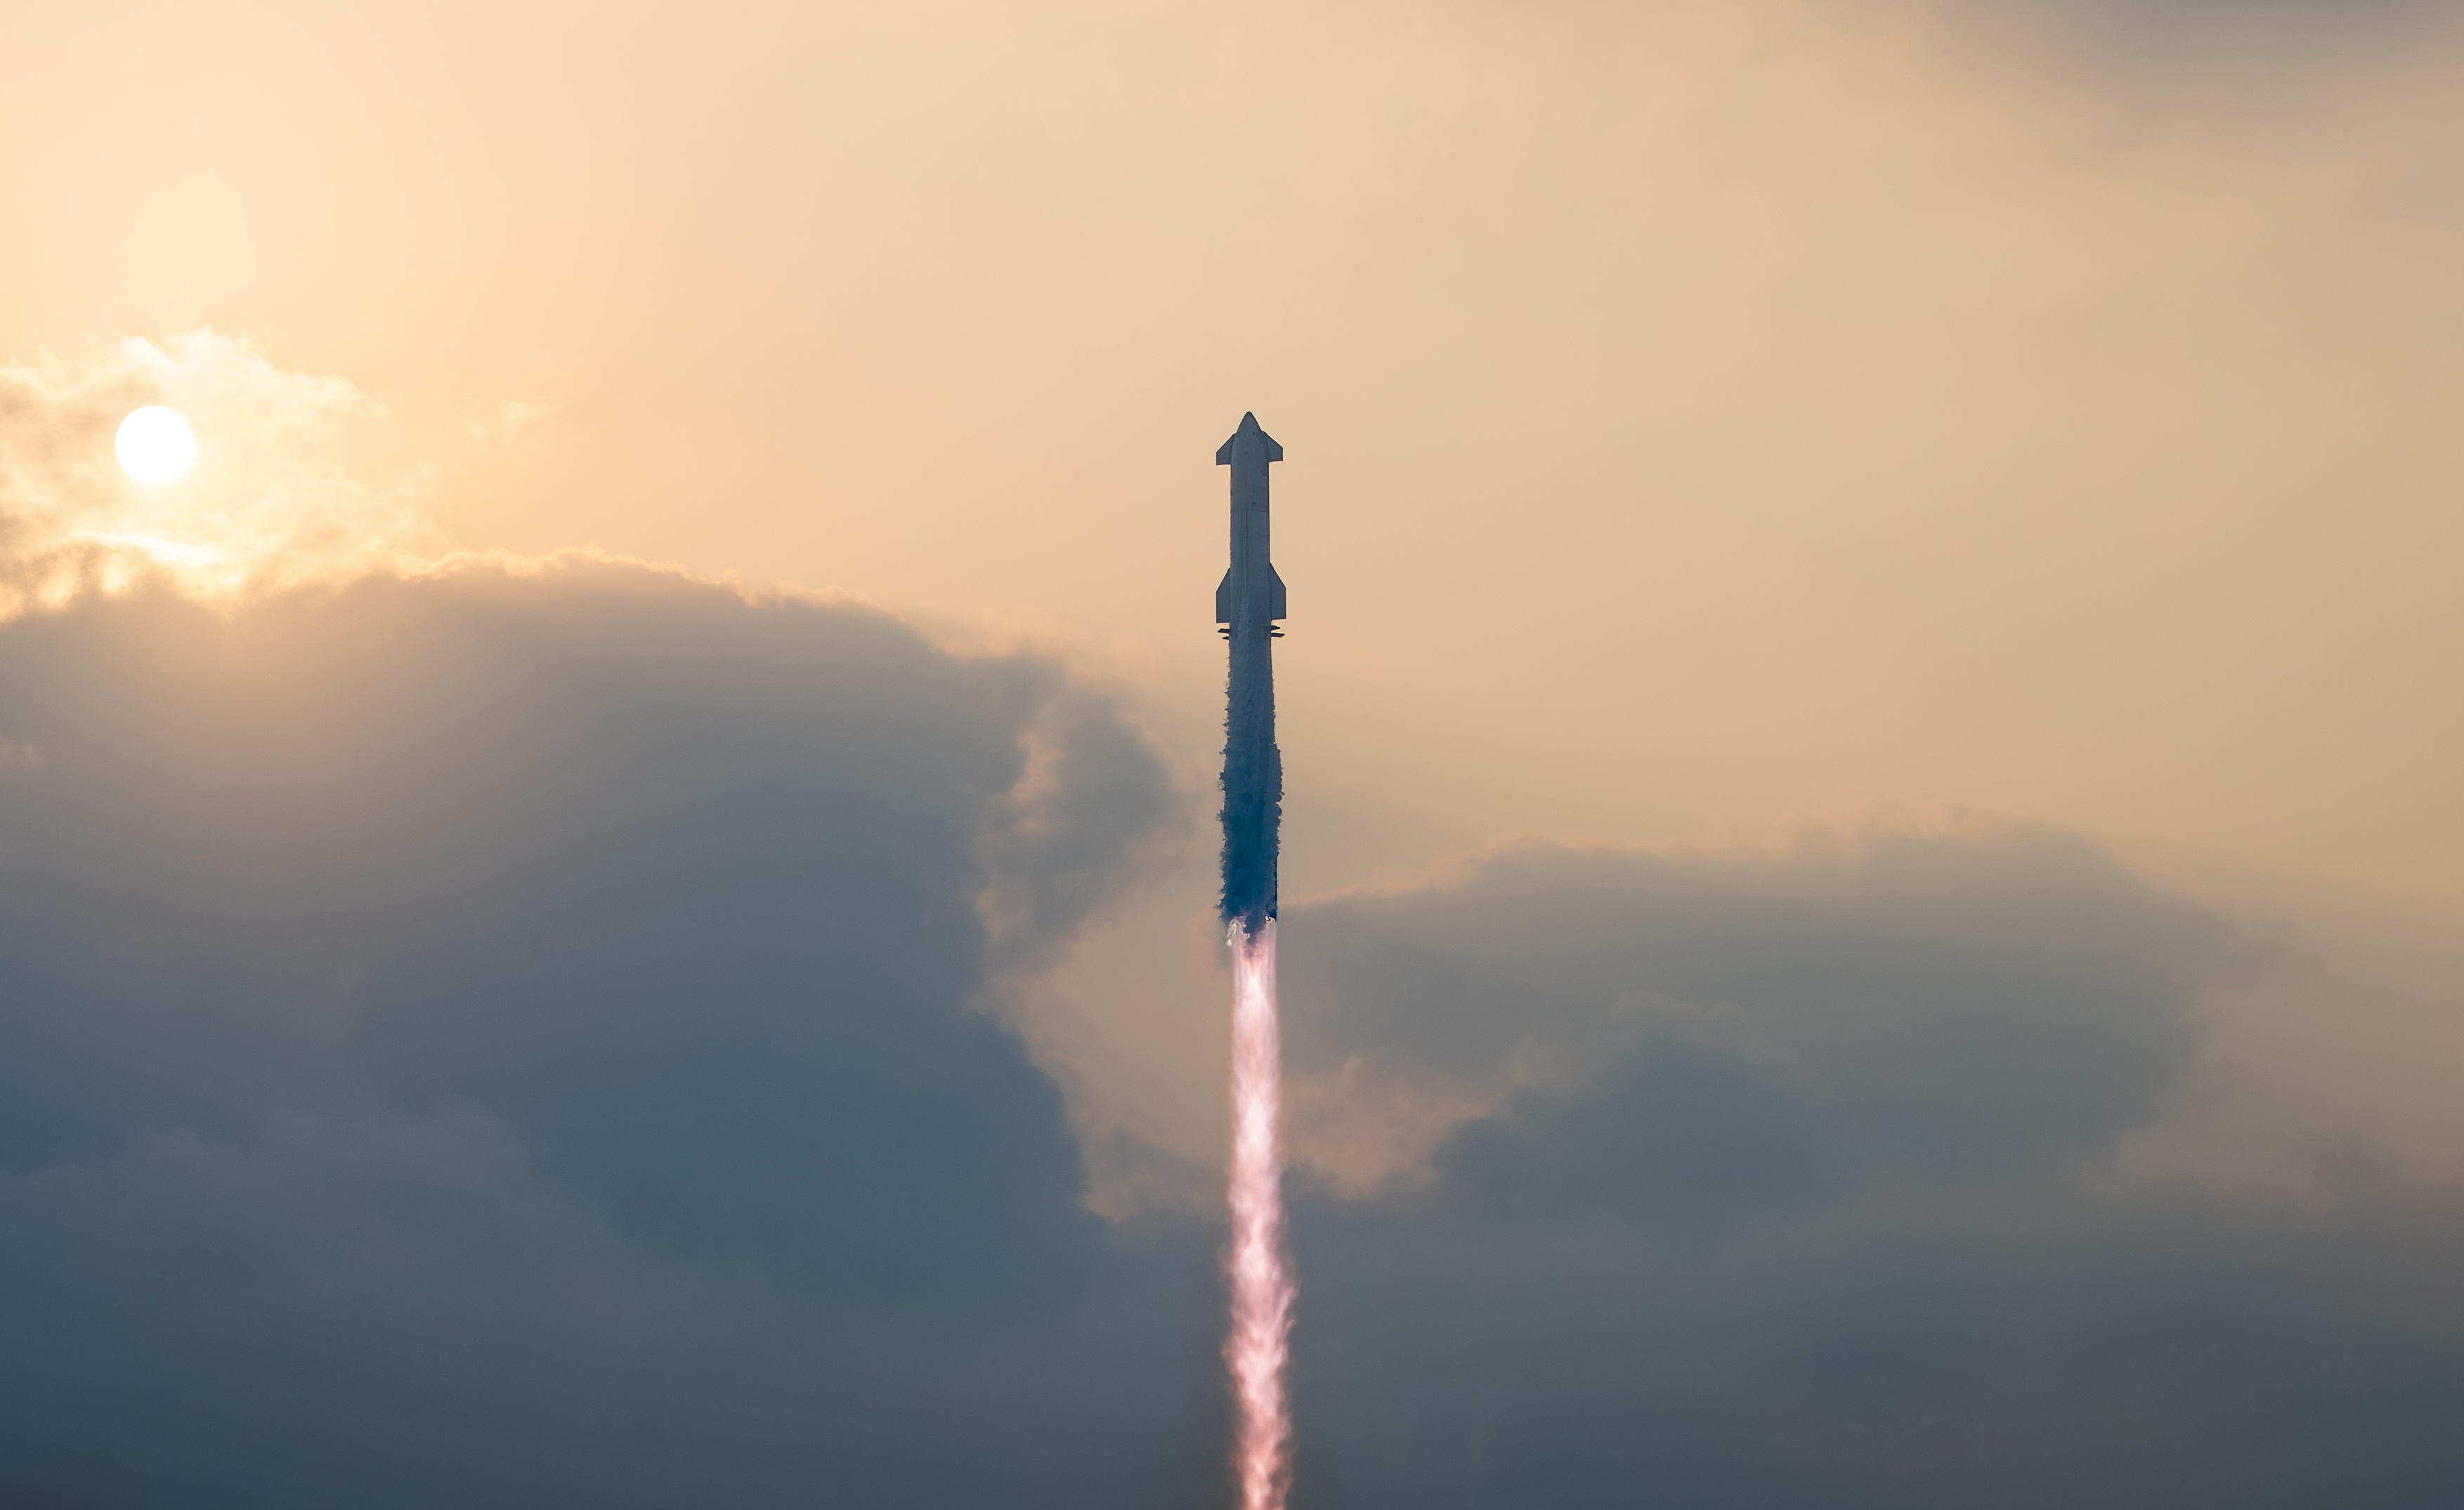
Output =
[{"x1": 1226, "y1": 918, "x2": 1292, "y2": 1510}]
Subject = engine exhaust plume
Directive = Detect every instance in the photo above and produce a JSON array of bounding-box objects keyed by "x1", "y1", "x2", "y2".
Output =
[{"x1": 1226, "y1": 920, "x2": 1292, "y2": 1510}]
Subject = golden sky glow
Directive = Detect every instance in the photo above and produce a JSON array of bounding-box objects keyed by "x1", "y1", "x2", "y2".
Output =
[
  {"x1": 5, "y1": 0, "x2": 2462, "y2": 1192},
  {"x1": 8, "y1": 1, "x2": 2456, "y2": 911}
]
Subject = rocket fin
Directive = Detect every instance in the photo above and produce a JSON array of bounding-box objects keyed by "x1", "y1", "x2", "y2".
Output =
[
  {"x1": 1216, "y1": 568, "x2": 1234, "y2": 624},
  {"x1": 1268, "y1": 564, "x2": 1286, "y2": 620}
]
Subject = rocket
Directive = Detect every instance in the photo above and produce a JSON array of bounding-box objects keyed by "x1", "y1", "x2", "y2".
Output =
[
  {"x1": 1215, "y1": 412, "x2": 1288, "y2": 634},
  {"x1": 1216, "y1": 412, "x2": 1285, "y2": 933}
]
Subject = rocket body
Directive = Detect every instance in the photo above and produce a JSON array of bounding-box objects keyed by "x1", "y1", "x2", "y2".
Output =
[{"x1": 1216, "y1": 412, "x2": 1284, "y2": 932}]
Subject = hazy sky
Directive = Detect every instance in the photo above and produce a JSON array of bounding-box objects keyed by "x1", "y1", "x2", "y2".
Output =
[
  {"x1": 8, "y1": 0, "x2": 2461, "y2": 899},
  {"x1": 4, "y1": 2, "x2": 2463, "y2": 1505}
]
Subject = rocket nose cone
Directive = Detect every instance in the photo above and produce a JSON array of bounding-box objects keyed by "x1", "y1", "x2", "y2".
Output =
[{"x1": 1218, "y1": 413, "x2": 1284, "y2": 465}]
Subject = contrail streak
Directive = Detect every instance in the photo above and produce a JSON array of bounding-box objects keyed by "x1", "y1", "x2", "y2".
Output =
[{"x1": 1226, "y1": 919, "x2": 1293, "y2": 1510}]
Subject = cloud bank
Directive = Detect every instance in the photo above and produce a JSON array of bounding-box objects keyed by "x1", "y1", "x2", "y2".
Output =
[
  {"x1": 1275, "y1": 841, "x2": 2464, "y2": 1507},
  {"x1": 1280, "y1": 831, "x2": 2227, "y2": 1192},
  {"x1": 7, "y1": 608, "x2": 2462, "y2": 1509},
  {"x1": 0, "y1": 561, "x2": 1214, "y2": 1508}
]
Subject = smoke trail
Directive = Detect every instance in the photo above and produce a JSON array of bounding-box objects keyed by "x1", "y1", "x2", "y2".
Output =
[{"x1": 1226, "y1": 918, "x2": 1292, "y2": 1510}]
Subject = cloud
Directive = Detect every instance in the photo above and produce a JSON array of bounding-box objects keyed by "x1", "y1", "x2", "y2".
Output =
[
  {"x1": 1279, "y1": 828, "x2": 2233, "y2": 1195},
  {"x1": 1913, "y1": 0, "x2": 2464, "y2": 78},
  {"x1": 1268, "y1": 833, "x2": 2464, "y2": 1506},
  {"x1": 1291, "y1": 1172, "x2": 2464, "y2": 1509},
  {"x1": 0, "y1": 559, "x2": 1215, "y2": 1505},
  {"x1": 1980, "y1": 0, "x2": 2464, "y2": 35},
  {"x1": 0, "y1": 1103, "x2": 1228, "y2": 1510},
  {"x1": 0, "y1": 332, "x2": 433, "y2": 613},
  {"x1": 463, "y1": 400, "x2": 561, "y2": 447}
]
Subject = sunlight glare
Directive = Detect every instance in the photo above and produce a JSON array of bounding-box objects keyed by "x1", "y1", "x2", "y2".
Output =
[{"x1": 116, "y1": 405, "x2": 196, "y2": 485}]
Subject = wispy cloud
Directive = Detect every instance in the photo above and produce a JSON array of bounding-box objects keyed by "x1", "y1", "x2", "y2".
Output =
[
  {"x1": 463, "y1": 398, "x2": 562, "y2": 447},
  {"x1": 0, "y1": 330, "x2": 439, "y2": 615}
]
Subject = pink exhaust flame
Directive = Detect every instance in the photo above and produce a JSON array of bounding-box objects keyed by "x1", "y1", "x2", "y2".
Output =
[{"x1": 1227, "y1": 919, "x2": 1293, "y2": 1510}]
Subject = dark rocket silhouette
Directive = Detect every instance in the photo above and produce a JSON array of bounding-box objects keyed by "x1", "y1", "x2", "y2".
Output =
[{"x1": 1216, "y1": 412, "x2": 1285, "y2": 933}]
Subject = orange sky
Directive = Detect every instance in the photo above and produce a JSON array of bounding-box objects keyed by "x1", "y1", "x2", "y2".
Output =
[{"x1": 7, "y1": 0, "x2": 2462, "y2": 1188}]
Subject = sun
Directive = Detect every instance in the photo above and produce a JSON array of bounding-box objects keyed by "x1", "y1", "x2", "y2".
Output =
[{"x1": 116, "y1": 405, "x2": 196, "y2": 485}]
